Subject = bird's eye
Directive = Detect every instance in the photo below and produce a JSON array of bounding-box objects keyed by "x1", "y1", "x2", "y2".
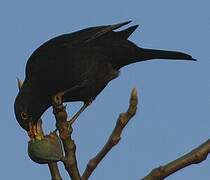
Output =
[{"x1": 21, "y1": 112, "x2": 28, "y2": 120}]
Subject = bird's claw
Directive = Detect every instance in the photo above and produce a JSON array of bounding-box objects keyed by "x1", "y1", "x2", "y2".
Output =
[{"x1": 52, "y1": 93, "x2": 63, "y2": 106}]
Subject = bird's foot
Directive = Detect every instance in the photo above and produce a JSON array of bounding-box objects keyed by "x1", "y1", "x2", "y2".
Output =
[
  {"x1": 52, "y1": 93, "x2": 63, "y2": 106},
  {"x1": 52, "y1": 89, "x2": 92, "y2": 127},
  {"x1": 52, "y1": 85, "x2": 83, "y2": 106}
]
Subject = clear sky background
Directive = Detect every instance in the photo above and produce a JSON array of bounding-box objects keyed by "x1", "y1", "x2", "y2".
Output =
[{"x1": 0, "y1": 0, "x2": 210, "y2": 179}]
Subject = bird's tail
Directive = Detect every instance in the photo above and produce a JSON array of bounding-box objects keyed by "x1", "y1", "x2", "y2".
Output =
[
  {"x1": 116, "y1": 47, "x2": 196, "y2": 69},
  {"x1": 137, "y1": 48, "x2": 196, "y2": 61},
  {"x1": 98, "y1": 21, "x2": 196, "y2": 68}
]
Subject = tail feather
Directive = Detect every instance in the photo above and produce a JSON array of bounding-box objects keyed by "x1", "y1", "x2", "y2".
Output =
[
  {"x1": 138, "y1": 48, "x2": 196, "y2": 61},
  {"x1": 116, "y1": 25, "x2": 139, "y2": 39},
  {"x1": 85, "y1": 20, "x2": 132, "y2": 43},
  {"x1": 115, "y1": 47, "x2": 196, "y2": 69}
]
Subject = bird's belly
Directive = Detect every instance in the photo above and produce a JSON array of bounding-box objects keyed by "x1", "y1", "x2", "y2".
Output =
[{"x1": 63, "y1": 82, "x2": 108, "y2": 102}]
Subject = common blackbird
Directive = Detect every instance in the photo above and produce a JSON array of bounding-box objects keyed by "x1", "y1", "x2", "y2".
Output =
[{"x1": 14, "y1": 21, "x2": 195, "y2": 137}]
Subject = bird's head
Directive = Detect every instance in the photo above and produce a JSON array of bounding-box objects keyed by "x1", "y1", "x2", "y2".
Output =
[
  {"x1": 14, "y1": 83, "x2": 33, "y2": 131},
  {"x1": 14, "y1": 80, "x2": 44, "y2": 131}
]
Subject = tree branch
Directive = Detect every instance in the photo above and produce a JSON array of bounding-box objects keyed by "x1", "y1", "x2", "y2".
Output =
[
  {"x1": 82, "y1": 88, "x2": 138, "y2": 180},
  {"x1": 52, "y1": 96, "x2": 81, "y2": 180},
  {"x1": 142, "y1": 139, "x2": 210, "y2": 180},
  {"x1": 18, "y1": 77, "x2": 209, "y2": 180},
  {"x1": 48, "y1": 162, "x2": 62, "y2": 180}
]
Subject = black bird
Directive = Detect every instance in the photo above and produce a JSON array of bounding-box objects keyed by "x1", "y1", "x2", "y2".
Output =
[{"x1": 14, "y1": 21, "x2": 195, "y2": 137}]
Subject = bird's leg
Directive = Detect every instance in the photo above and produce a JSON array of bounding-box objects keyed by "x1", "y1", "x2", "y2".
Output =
[
  {"x1": 52, "y1": 93, "x2": 63, "y2": 107},
  {"x1": 52, "y1": 86, "x2": 80, "y2": 108},
  {"x1": 68, "y1": 100, "x2": 92, "y2": 125},
  {"x1": 53, "y1": 82, "x2": 89, "y2": 106},
  {"x1": 52, "y1": 86, "x2": 91, "y2": 127},
  {"x1": 54, "y1": 85, "x2": 81, "y2": 103}
]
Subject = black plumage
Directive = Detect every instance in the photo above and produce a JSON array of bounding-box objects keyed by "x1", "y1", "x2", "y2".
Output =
[{"x1": 14, "y1": 21, "x2": 195, "y2": 133}]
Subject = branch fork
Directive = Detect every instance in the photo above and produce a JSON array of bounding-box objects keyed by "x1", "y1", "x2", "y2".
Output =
[{"x1": 50, "y1": 88, "x2": 138, "y2": 180}]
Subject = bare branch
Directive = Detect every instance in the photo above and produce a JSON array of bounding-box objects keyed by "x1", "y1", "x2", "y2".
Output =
[
  {"x1": 52, "y1": 95, "x2": 81, "y2": 180},
  {"x1": 48, "y1": 162, "x2": 62, "y2": 180},
  {"x1": 18, "y1": 77, "x2": 209, "y2": 180},
  {"x1": 82, "y1": 88, "x2": 138, "y2": 180},
  {"x1": 142, "y1": 139, "x2": 210, "y2": 180}
]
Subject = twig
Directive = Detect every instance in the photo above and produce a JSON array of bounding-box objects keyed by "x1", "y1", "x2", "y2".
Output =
[
  {"x1": 142, "y1": 139, "x2": 210, "y2": 180},
  {"x1": 52, "y1": 95, "x2": 81, "y2": 180},
  {"x1": 48, "y1": 162, "x2": 62, "y2": 180},
  {"x1": 16, "y1": 78, "x2": 62, "y2": 180},
  {"x1": 82, "y1": 88, "x2": 138, "y2": 180}
]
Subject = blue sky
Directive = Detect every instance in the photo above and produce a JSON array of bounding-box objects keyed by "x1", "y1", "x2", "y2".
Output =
[{"x1": 1, "y1": 0, "x2": 210, "y2": 179}]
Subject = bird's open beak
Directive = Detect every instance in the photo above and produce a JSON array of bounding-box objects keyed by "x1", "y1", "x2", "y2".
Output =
[{"x1": 28, "y1": 119, "x2": 44, "y2": 140}]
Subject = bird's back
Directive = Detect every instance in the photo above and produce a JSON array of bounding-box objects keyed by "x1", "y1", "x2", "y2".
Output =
[{"x1": 25, "y1": 21, "x2": 140, "y2": 100}]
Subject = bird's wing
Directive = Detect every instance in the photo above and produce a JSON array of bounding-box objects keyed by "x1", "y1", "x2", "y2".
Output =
[
  {"x1": 55, "y1": 20, "x2": 133, "y2": 47},
  {"x1": 84, "y1": 20, "x2": 132, "y2": 43},
  {"x1": 28, "y1": 21, "x2": 134, "y2": 55},
  {"x1": 25, "y1": 21, "x2": 135, "y2": 78}
]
